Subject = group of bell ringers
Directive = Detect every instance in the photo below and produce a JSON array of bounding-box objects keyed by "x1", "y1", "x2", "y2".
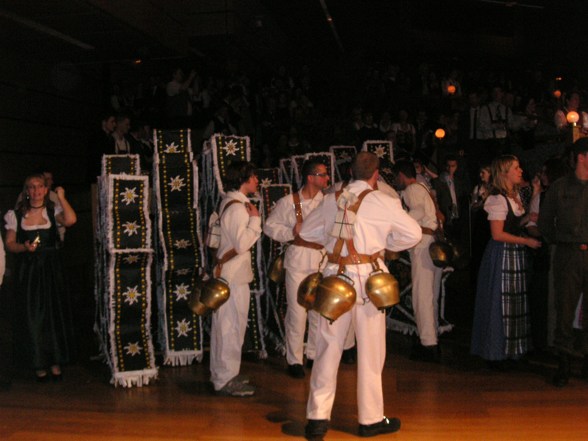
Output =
[{"x1": 94, "y1": 129, "x2": 455, "y2": 438}]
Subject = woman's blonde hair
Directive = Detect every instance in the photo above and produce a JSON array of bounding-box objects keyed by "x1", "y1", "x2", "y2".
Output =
[{"x1": 491, "y1": 154, "x2": 519, "y2": 196}]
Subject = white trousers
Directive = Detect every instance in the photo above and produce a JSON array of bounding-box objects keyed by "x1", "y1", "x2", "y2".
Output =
[
  {"x1": 409, "y1": 235, "x2": 443, "y2": 346},
  {"x1": 306, "y1": 300, "x2": 386, "y2": 425},
  {"x1": 285, "y1": 268, "x2": 319, "y2": 365},
  {"x1": 210, "y1": 283, "x2": 250, "y2": 390}
]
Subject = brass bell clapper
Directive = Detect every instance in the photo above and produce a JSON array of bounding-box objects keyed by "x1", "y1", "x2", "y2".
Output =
[{"x1": 297, "y1": 252, "x2": 328, "y2": 310}]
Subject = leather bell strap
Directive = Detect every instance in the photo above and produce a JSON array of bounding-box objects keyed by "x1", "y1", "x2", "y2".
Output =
[
  {"x1": 213, "y1": 248, "x2": 238, "y2": 278},
  {"x1": 421, "y1": 227, "x2": 437, "y2": 236},
  {"x1": 328, "y1": 188, "x2": 376, "y2": 273},
  {"x1": 292, "y1": 235, "x2": 324, "y2": 250},
  {"x1": 291, "y1": 191, "x2": 323, "y2": 250}
]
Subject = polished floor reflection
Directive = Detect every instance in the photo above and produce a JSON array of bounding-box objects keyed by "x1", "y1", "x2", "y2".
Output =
[{"x1": 1, "y1": 329, "x2": 587, "y2": 441}]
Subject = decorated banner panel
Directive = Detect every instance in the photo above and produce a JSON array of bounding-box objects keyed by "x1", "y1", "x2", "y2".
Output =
[
  {"x1": 159, "y1": 268, "x2": 204, "y2": 365},
  {"x1": 108, "y1": 252, "x2": 157, "y2": 386},
  {"x1": 106, "y1": 175, "x2": 151, "y2": 252},
  {"x1": 257, "y1": 167, "x2": 282, "y2": 188},
  {"x1": 362, "y1": 139, "x2": 394, "y2": 163},
  {"x1": 249, "y1": 197, "x2": 265, "y2": 294},
  {"x1": 290, "y1": 155, "x2": 306, "y2": 189},
  {"x1": 153, "y1": 128, "x2": 204, "y2": 366},
  {"x1": 329, "y1": 145, "x2": 357, "y2": 182},
  {"x1": 102, "y1": 155, "x2": 141, "y2": 176},
  {"x1": 95, "y1": 155, "x2": 158, "y2": 387},
  {"x1": 304, "y1": 152, "x2": 336, "y2": 183},
  {"x1": 386, "y1": 256, "x2": 453, "y2": 338},
  {"x1": 210, "y1": 134, "x2": 251, "y2": 195},
  {"x1": 279, "y1": 158, "x2": 294, "y2": 185},
  {"x1": 154, "y1": 129, "x2": 192, "y2": 155},
  {"x1": 259, "y1": 184, "x2": 292, "y2": 356},
  {"x1": 378, "y1": 159, "x2": 396, "y2": 188}
]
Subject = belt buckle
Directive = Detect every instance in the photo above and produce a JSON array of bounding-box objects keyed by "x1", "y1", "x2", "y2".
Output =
[{"x1": 580, "y1": 244, "x2": 588, "y2": 251}]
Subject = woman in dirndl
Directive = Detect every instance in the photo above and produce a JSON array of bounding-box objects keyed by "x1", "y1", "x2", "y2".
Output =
[
  {"x1": 4, "y1": 173, "x2": 77, "y2": 381},
  {"x1": 470, "y1": 155, "x2": 541, "y2": 369}
]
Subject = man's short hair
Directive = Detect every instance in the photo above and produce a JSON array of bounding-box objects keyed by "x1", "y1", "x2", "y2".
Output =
[
  {"x1": 351, "y1": 151, "x2": 379, "y2": 181},
  {"x1": 301, "y1": 159, "x2": 325, "y2": 183},
  {"x1": 572, "y1": 138, "x2": 588, "y2": 164},
  {"x1": 392, "y1": 159, "x2": 416, "y2": 179},
  {"x1": 224, "y1": 161, "x2": 256, "y2": 191},
  {"x1": 444, "y1": 154, "x2": 458, "y2": 164}
]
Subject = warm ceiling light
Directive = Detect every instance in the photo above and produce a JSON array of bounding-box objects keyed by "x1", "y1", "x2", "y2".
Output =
[
  {"x1": 435, "y1": 128, "x2": 446, "y2": 139},
  {"x1": 553, "y1": 90, "x2": 561, "y2": 99},
  {"x1": 447, "y1": 85, "x2": 456, "y2": 95},
  {"x1": 566, "y1": 111, "x2": 579, "y2": 124}
]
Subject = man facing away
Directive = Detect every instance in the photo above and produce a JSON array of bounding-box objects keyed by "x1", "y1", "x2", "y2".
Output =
[
  {"x1": 264, "y1": 159, "x2": 330, "y2": 378},
  {"x1": 300, "y1": 151, "x2": 422, "y2": 439}
]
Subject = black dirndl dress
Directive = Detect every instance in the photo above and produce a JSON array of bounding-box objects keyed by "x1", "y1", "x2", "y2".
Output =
[
  {"x1": 470, "y1": 194, "x2": 532, "y2": 360},
  {"x1": 13, "y1": 208, "x2": 73, "y2": 370}
]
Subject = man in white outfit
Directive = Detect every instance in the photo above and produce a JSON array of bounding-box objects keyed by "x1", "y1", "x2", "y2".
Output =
[
  {"x1": 300, "y1": 152, "x2": 421, "y2": 439},
  {"x1": 210, "y1": 161, "x2": 261, "y2": 397},
  {"x1": 264, "y1": 159, "x2": 329, "y2": 378},
  {"x1": 393, "y1": 159, "x2": 443, "y2": 362}
]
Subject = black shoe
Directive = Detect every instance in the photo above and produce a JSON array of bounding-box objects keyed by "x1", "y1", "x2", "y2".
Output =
[
  {"x1": 552, "y1": 354, "x2": 570, "y2": 388},
  {"x1": 581, "y1": 358, "x2": 588, "y2": 381},
  {"x1": 306, "y1": 359, "x2": 314, "y2": 369},
  {"x1": 305, "y1": 419, "x2": 328, "y2": 440},
  {"x1": 342, "y1": 347, "x2": 357, "y2": 364},
  {"x1": 51, "y1": 373, "x2": 63, "y2": 382},
  {"x1": 287, "y1": 363, "x2": 305, "y2": 379},
  {"x1": 410, "y1": 344, "x2": 440, "y2": 363},
  {"x1": 359, "y1": 416, "x2": 401, "y2": 437},
  {"x1": 36, "y1": 374, "x2": 49, "y2": 383}
]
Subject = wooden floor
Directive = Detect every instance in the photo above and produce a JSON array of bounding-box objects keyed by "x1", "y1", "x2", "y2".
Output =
[{"x1": 0, "y1": 330, "x2": 587, "y2": 441}]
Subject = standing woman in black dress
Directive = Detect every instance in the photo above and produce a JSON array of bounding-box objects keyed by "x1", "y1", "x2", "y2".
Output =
[{"x1": 4, "y1": 173, "x2": 77, "y2": 381}]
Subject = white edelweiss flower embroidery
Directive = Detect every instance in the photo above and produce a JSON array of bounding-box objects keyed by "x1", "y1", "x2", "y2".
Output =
[
  {"x1": 120, "y1": 187, "x2": 138, "y2": 205},
  {"x1": 124, "y1": 341, "x2": 143, "y2": 356},
  {"x1": 123, "y1": 221, "x2": 140, "y2": 236},
  {"x1": 164, "y1": 142, "x2": 180, "y2": 153},
  {"x1": 122, "y1": 285, "x2": 141, "y2": 305},
  {"x1": 222, "y1": 139, "x2": 239, "y2": 156},
  {"x1": 168, "y1": 175, "x2": 186, "y2": 192},
  {"x1": 175, "y1": 319, "x2": 192, "y2": 337}
]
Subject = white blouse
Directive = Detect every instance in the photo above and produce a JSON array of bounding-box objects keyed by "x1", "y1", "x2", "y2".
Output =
[{"x1": 484, "y1": 194, "x2": 525, "y2": 221}]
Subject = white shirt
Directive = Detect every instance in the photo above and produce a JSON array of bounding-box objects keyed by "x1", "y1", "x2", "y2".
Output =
[
  {"x1": 300, "y1": 180, "x2": 422, "y2": 278},
  {"x1": 401, "y1": 182, "x2": 438, "y2": 231},
  {"x1": 264, "y1": 189, "x2": 325, "y2": 272},
  {"x1": 325, "y1": 179, "x2": 399, "y2": 199},
  {"x1": 216, "y1": 191, "x2": 262, "y2": 285}
]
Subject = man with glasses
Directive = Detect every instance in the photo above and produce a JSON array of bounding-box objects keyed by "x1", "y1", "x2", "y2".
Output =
[{"x1": 264, "y1": 159, "x2": 330, "y2": 378}]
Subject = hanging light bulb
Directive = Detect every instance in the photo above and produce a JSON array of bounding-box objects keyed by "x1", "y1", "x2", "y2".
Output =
[
  {"x1": 566, "y1": 111, "x2": 580, "y2": 125},
  {"x1": 435, "y1": 128, "x2": 446, "y2": 139}
]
